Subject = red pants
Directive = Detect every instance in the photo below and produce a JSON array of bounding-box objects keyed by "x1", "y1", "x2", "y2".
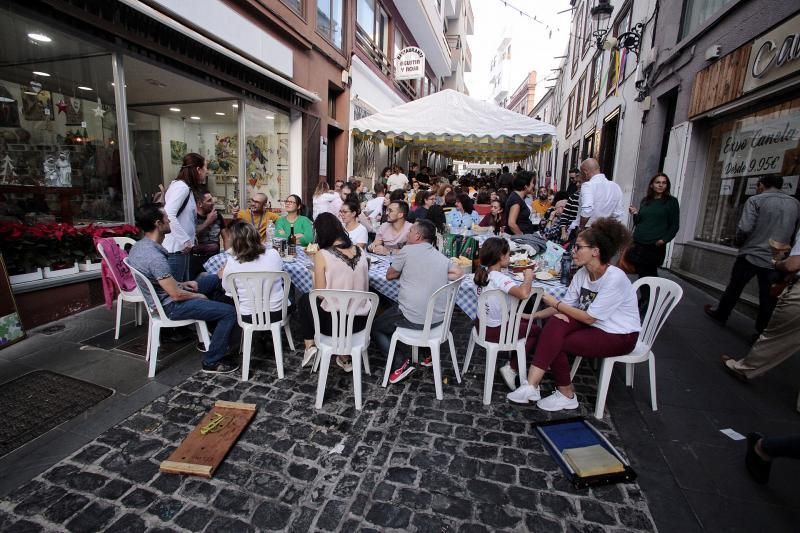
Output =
[
  {"x1": 532, "y1": 317, "x2": 638, "y2": 387},
  {"x1": 474, "y1": 318, "x2": 536, "y2": 370}
]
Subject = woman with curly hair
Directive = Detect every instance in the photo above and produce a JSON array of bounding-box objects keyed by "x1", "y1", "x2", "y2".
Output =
[{"x1": 507, "y1": 218, "x2": 641, "y2": 411}]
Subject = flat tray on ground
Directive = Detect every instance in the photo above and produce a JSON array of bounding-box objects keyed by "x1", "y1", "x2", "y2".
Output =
[{"x1": 160, "y1": 400, "x2": 256, "y2": 477}]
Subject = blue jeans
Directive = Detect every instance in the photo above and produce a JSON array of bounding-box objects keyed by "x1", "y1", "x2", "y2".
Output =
[
  {"x1": 372, "y1": 305, "x2": 440, "y2": 372},
  {"x1": 163, "y1": 274, "x2": 236, "y2": 366},
  {"x1": 167, "y1": 252, "x2": 191, "y2": 282}
]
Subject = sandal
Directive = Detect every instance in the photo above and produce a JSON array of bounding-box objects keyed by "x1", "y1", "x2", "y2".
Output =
[
  {"x1": 302, "y1": 346, "x2": 318, "y2": 368},
  {"x1": 336, "y1": 354, "x2": 353, "y2": 372}
]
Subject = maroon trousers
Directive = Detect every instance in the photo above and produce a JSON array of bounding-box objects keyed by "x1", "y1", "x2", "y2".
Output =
[
  {"x1": 474, "y1": 318, "x2": 536, "y2": 371},
  {"x1": 531, "y1": 317, "x2": 638, "y2": 387}
]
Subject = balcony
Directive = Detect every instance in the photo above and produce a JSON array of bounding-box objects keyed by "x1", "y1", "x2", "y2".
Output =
[
  {"x1": 446, "y1": 34, "x2": 461, "y2": 73},
  {"x1": 355, "y1": 25, "x2": 391, "y2": 78}
]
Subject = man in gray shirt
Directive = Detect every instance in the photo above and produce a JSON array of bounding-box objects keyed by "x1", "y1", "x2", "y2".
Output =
[
  {"x1": 372, "y1": 220, "x2": 463, "y2": 384},
  {"x1": 705, "y1": 175, "x2": 800, "y2": 338}
]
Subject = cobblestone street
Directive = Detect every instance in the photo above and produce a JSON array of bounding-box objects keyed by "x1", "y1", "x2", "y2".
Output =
[{"x1": 0, "y1": 311, "x2": 656, "y2": 532}]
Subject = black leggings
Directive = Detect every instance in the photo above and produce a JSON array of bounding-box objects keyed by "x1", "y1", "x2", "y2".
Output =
[{"x1": 298, "y1": 292, "x2": 368, "y2": 341}]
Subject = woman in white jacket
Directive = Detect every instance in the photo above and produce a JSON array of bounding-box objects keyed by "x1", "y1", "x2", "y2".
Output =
[
  {"x1": 162, "y1": 152, "x2": 206, "y2": 281},
  {"x1": 312, "y1": 181, "x2": 338, "y2": 220}
]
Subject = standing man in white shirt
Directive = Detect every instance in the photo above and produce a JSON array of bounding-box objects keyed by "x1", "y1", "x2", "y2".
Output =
[
  {"x1": 386, "y1": 165, "x2": 409, "y2": 192},
  {"x1": 578, "y1": 158, "x2": 624, "y2": 230}
]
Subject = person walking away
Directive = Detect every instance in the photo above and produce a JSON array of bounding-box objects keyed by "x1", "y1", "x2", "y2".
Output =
[
  {"x1": 312, "y1": 181, "x2": 338, "y2": 220},
  {"x1": 578, "y1": 158, "x2": 624, "y2": 230},
  {"x1": 505, "y1": 174, "x2": 536, "y2": 235},
  {"x1": 705, "y1": 175, "x2": 800, "y2": 338},
  {"x1": 297, "y1": 213, "x2": 371, "y2": 370},
  {"x1": 473, "y1": 238, "x2": 537, "y2": 390},
  {"x1": 720, "y1": 226, "x2": 800, "y2": 383},
  {"x1": 275, "y1": 194, "x2": 314, "y2": 246},
  {"x1": 627, "y1": 173, "x2": 680, "y2": 278},
  {"x1": 163, "y1": 152, "x2": 206, "y2": 281},
  {"x1": 373, "y1": 220, "x2": 463, "y2": 384},
  {"x1": 368, "y1": 201, "x2": 412, "y2": 255},
  {"x1": 236, "y1": 192, "x2": 278, "y2": 243},
  {"x1": 128, "y1": 204, "x2": 238, "y2": 374},
  {"x1": 507, "y1": 218, "x2": 640, "y2": 410}
]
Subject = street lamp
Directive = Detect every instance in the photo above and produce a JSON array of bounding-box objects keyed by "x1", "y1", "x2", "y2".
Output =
[
  {"x1": 590, "y1": 0, "x2": 645, "y2": 59},
  {"x1": 591, "y1": 0, "x2": 615, "y2": 54}
]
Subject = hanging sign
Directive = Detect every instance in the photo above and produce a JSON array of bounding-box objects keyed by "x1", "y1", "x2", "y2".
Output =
[
  {"x1": 744, "y1": 13, "x2": 800, "y2": 94},
  {"x1": 395, "y1": 47, "x2": 426, "y2": 81}
]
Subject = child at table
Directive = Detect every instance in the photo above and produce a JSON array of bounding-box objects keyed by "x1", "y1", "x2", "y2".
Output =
[{"x1": 473, "y1": 237, "x2": 537, "y2": 391}]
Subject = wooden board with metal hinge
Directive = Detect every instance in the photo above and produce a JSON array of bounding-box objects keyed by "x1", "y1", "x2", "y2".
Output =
[{"x1": 160, "y1": 401, "x2": 256, "y2": 477}]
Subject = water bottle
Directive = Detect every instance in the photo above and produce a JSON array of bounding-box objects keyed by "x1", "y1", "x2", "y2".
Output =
[
  {"x1": 266, "y1": 220, "x2": 275, "y2": 247},
  {"x1": 560, "y1": 253, "x2": 572, "y2": 285}
]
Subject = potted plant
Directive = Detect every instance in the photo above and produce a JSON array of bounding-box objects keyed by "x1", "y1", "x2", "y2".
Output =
[
  {"x1": 0, "y1": 221, "x2": 49, "y2": 283},
  {"x1": 42, "y1": 222, "x2": 82, "y2": 278}
]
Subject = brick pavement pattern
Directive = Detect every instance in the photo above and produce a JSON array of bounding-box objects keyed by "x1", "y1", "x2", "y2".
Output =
[{"x1": 0, "y1": 312, "x2": 656, "y2": 532}]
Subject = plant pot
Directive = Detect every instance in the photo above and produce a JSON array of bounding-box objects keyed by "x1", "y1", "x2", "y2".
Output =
[
  {"x1": 9, "y1": 268, "x2": 44, "y2": 284},
  {"x1": 78, "y1": 259, "x2": 103, "y2": 272},
  {"x1": 43, "y1": 263, "x2": 79, "y2": 278}
]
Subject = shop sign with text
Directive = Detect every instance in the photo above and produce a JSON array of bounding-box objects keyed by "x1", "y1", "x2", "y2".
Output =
[
  {"x1": 718, "y1": 113, "x2": 800, "y2": 179},
  {"x1": 395, "y1": 47, "x2": 425, "y2": 81},
  {"x1": 744, "y1": 13, "x2": 800, "y2": 93}
]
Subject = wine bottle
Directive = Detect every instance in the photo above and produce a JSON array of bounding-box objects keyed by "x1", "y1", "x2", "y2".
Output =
[{"x1": 288, "y1": 225, "x2": 297, "y2": 257}]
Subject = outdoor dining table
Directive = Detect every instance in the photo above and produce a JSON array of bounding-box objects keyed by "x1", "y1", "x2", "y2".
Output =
[{"x1": 282, "y1": 248, "x2": 567, "y2": 320}]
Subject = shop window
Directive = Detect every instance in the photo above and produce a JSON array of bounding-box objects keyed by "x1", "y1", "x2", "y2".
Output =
[
  {"x1": 566, "y1": 89, "x2": 575, "y2": 133},
  {"x1": 281, "y1": 0, "x2": 304, "y2": 17},
  {"x1": 695, "y1": 98, "x2": 800, "y2": 247},
  {"x1": 575, "y1": 72, "x2": 586, "y2": 129},
  {"x1": 680, "y1": 0, "x2": 735, "y2": 40},
  {"x1": 244, "y1": 104, "x2": 291, "y2": 209},
  {"x1": 356, "y1": 0, "x2": 391, "y2": 75},
  {"x1": 570, "y1": 142, "x2": 580, "y2": 170},
  {"x1": 599, "y1": 108, "x2": 620, "y2": 180},
  {"x1": 317, "y1": 0, "x2": 344, "y2": 48},
  {"x1": 582, "y1": 129, "x2": 596, "y2": 160},
  {"x1": 0, "y1": 9, "x2": 123, "y2": 224}
]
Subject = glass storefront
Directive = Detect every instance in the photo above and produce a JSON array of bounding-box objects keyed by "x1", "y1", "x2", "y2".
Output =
[
  {"x1": 695, "y1": 97, "x2": 800, "y2": 246},
  {"x1": 244, "y1": 103, "x2": 291, "y2": 209}
]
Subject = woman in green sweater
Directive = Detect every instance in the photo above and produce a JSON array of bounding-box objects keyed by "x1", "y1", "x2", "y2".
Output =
[
  {"x1": 627, "y1": 173, "x2": 680, "y2": 278},
  {"x1": 275, "y1": 194, "x2": 314, "y2": 247}
]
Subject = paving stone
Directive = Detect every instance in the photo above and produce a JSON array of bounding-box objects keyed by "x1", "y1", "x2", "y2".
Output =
[
  {"x1": 317, "y1": 499, "x2": 347, "y2": 531},
  {"x1": 106, "y1": 513, "x2": 147, "y2": 533},
  {"x1": 272, "y1": 438, "x2": 294, "y2": 453},
  {"x1": 431, "y1": 492, "x2": 473, "y2": 520},
  {"x1": 501, "y1": 447, "x2": 527, "y2": 465},
  {"x1": 96, "y1": 478, "x2": 133, "y2": 501},
  {"x1": 179, "y1": 479, "x2": 218, "y2": 503},
  {"x1": 518, "y1": 467, "x2": 550, "y2": 490},
  {"x1": 149, "y1": 473, "x2": 182, "y2": 495},
  {"x1": 454, "y1": 425, "x2": 481, "y2": 441},
  {"x1": 525, "y1": 513, "x2": 564, "y2": 532},
  {"x1": 293, "y1": 443, "x2": 322, "y2": 460},
  {"x1": 289, "y1": 506, "x2": 317, "y2": 532},
  {"x1": 212, "y1": 488, "x2": 253, "y2": 515},
  {"x1": 476, "y1": 502, "x2": 522, "y2": 529},
  {"x1": 121, "y1": 488, "x2": 158, "y2": 508},
  {"x1": 565, "y1": 520, "x2": 608, "y2": 533},
  {"x1": 464, "y1": 443, "x2": 499, "y2": 460},
  {"x1": 412, "y1": 512, "x2": 457, "y2": 533},
  {"x1": 206, "y1": 515, "x2": 256, "y2": 532},
  {"x1": 14, "y1": 484, "x2": 67, "y2": 516},
  {"x1": 397, "y1": 487, "x2": 432, "y2": 510},
  {"x1": 287, "y1": 462, "x2": 318, "y2": 481},
  {"x1": 466, "y1": 478, "x2": 509, "y2": 505},
  {"x1": 174, "y1": 506, "x2": 215, "y2": 532},
  {"x1": 72, "y1": 444, "x2": 112, "y2": 465},
  {"x1": 43, "y1": 493, "x2": 90, "y2": 523},
  {"x1": 333, "y1": 474, "x2": 360, "y2": 498},
  {"x1": 65, "y1": 501, "x2": 117, "y2": 533},
  {"x1": 386, "y1": 466, "x2": 418, "y2": 485},
  {"x1": 373, "y1": 481, "x2": 395, "y2": 501},
  {"x1": 421, "y1": 471, "x2": 465, "y2": 497},
  {"x1": 458, "y1": 523, "x2": 492, "y2": 533},
  {"x1": 482, "y1": 431, "x2": 514, "y2": 446},
  {"x1": 43, "y1": 465, "x2": 80, "y2": 484},
  {"x1": 580, "y1": 499, "x2": 618, "y2": 526},
  {"x1": 365, "y1": 502, "x2": 412, "y2": 529},
  {"x1": 618, "y1": 507, "x2": 654, "y2": 530},
  {"x1": 507, "y1": 485, "x2": 538, "y2": 509},
  {"x1": 251, "y1": 501, "x2": 292, "y2": 531},
  {"x1": 539, "y1": 492, "x2": 577, "y2": 518},
  {"x1": 479, "y1": 461, "x2": 517, "y2": 484},
  {"x1": 349, "y1": 493, "x2": 369, "y2": 517}
]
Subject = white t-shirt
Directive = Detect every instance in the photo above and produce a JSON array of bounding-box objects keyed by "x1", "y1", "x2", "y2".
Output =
[
  {"x1": 562, "y1": 265, "x2": 641, "y2": 334},
  {"x1": 312, "y1": 192, "x2": 337, "y2": 220},
  {"x1": 365, "y1": 196, "x2": 385, "y2": 217},
  {"x1": 347, "y1": 223, "x2": 369, "y2": 246},
  {"x1": 222, "y1": 249, "x2": 285, "y2": 316},
  {"x1": 579, "y1": 173, "x2": 624, "y2": 226},
  {"x1": 475, "y1": 271, "x2": 518, "y2": 327},
  {"x1": 387, "y1": 173, "x2": 409, "y2": 192}
]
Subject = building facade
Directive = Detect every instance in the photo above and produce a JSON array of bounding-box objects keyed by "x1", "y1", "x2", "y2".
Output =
[
  {"x1": 634, "y1": 1, "x2": 800, "y2": 298},
  {"x1": 506, "y1": 71, "x2": 537, "y2": 117}
]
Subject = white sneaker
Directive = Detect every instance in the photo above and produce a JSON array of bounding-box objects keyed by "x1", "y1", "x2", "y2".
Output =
[
  {"x1": 499, "y1": 364, "x2": 518, "y2": 391},
  {"x1": 536, "y1": 390, "x2": 579, "y2": 411},
  {"x1": 506, "y1": 384, "x2": 541, "y2": 404}
]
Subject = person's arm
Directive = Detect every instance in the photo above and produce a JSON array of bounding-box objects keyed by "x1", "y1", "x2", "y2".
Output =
[
  {"x1": 369, "y1": 224, "x2": 389, "y2": 255},
  {"x1": 507, "y1": 269, "x2": 533, "y2": 299},
  {"x1": 735, "y1": 197, "x2": 757, "y2": 246},
  {"x1": 298, "y1": 217, "x2": 314, "y2": 246},
  {"x1": 386, "y1": 266, "x2": 401, "y2": 280},
  {"x1": 579, "y1": 184, "x2": 593, "y2": 229},
  {"x1": 158, "y1": 275, "x2": 207, "y2": 301},
  {"x1": 447, "y1": 263, "x2": 463, "y2": 281},
  {"x1": 776, "y1": 254, "x2": 800, "y2": 274},
  {"x1": 661, "y1": 197, "x2": 681, "y2": 245},
  {"x1": 196, "y1": 209, "x2": 218, "y2": 232},
  {"x1": 507, "y1": 203, "x2": 522, "y2": 235},
  {"x1": 164, "y1": 183, "x2": 192, "y2": 249},
  {"x1": 312, "y1": 251, "x2": 327, "y2": 290},
  {"x1": 541, "y1": 292, "x2": 596, "y2": 325}
]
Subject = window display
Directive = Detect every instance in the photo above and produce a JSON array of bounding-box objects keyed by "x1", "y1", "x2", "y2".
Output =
[{"x1": 244, "y1": 104, "x2": 290, "y2": 209}]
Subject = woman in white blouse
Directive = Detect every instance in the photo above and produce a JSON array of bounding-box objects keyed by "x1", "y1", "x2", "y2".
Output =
[
  {"x1": 162, "y1": 152, "x2": 206, "y2": 281},
  {"x1": 312, "y1": 181, "x2": 338, "y2": 220},
  {"x1": 339, "y1": 198, "x2": 368, "y2": 248}
]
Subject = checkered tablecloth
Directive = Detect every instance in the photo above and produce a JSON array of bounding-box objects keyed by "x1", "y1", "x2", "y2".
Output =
[{"x1": 284, "y1": 250, "x2": 567, "y2": 320}]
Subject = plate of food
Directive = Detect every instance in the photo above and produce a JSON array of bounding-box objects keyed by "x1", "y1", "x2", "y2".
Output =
[{"x1": 535, "y1": 271, "x2": 555, "y2": 281}]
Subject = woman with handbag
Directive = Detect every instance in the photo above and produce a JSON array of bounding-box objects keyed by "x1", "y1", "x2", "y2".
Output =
[{"x1": 627, "y1": 173, "x2": 680, "y2": 278}]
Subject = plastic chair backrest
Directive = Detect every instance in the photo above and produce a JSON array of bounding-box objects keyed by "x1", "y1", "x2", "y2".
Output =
[
  {"x1": 97, "y1": 239, "x2": 137, "y2": 294},
  {"x1": 124, "y1": 258, "x2": 169, "y2": 321},
  {"x1": 224, "y1": 271, "x2": 291, "y2": 329},
  {"x1": 420, "y1": 276, "x2": 465, "y2": 343},
  {"x1": 475, "y1": 287, "x2": 544, "y2": 349},
  {"x1": 112, "y1": 236, "x2": 136, "y2": 253},
  {"x1": 310, "y1": 289, "x2": 378, "y2": 354},
  {"x1": 634, "y1": 277, "x2": 683, "y2": 349}
]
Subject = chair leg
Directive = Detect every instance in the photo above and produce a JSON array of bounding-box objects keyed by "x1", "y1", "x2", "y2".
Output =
[
  {"x1": 515, "y1": 341, "x2": 528, "y2": 386},
  {"x1": 448, "y1": 334, "x2": 461, "y2": 384},
  {"x1": 648, "y1": 354, "x2": 657, "y2": 411},
  {"x1": 483, "y1": 346, "x2": 498, "y2": 405},
  {"x1": 272, "y1": 326, "x2": 285, "y2": 379},
  {"x1": 147, "y1": 325, "x2": 160, "y2": 378},
  {"x1": 241, "y1": 329, "x2": 253, "y2": 382},
  {"x1": 430, "y1": 343, "x2": 443, "y2": 400},
  {"x1": 315, "y1": 348, "x2": 332, "y2": 409},
  {"x1": 284, "y1": 323, "x2": 295, "y2": 351},
  {"x1": 114, "y1": 297, "x2": 123, "y2": 340},
  {"x1": 362, "y1": 347, "x2": 371, "y2": 376},
  {"x1": 594, "y1": 360, "x2": 615, "y2": 419},
  {"x1": 382, "y1": 334, "x2": 400, "y2": 387},
  {"x1": 195, "y1": 322, "x2": 211, "y2": 351},
  {"x1": 135, "y1": 302, "x2": 143, "y2": 327},
  {"x1": 625, "y1": 363, "x2": 634, "y2": 387},
  {"x1": 352, "y1": 348, "x2": 363, "y2": 410},
  {"x1": 412, "y1": 346, "x2": 419, "y2": 365},
  {"x1": 462, "y1": 331, "x2": 476, "y2": 376},
  {"x1": 569, "y1": 356, "x2": 583, "y2": 381}
]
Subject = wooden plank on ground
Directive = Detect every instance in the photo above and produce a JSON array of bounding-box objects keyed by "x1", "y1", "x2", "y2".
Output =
[{"x1": 160, "y1": 401, "x2": 256, "y2": 478}]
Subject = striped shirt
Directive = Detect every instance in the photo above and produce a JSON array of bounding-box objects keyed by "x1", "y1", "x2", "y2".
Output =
[{"x1": 560, "y1": 190, "x2": 581, "y2": 230}]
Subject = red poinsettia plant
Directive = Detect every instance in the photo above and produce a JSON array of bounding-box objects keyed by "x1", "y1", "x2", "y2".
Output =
[{"x1": 0, "y1": 221, "x2": 140, "y2": 275}]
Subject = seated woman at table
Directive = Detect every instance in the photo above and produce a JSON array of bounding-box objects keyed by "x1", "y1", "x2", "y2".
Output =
[
  {"x1": 473, "y1": 237, "x2": 536, "y2": 390},
  {"x1": 507, "y1": 218, "x2": 641, "y2": 411},
  {"x1": 479, "y1": 199, "x2": 508, "y2": 234},
  {"x1": 412, "y1": 190, "x2": 435, "y2": 221},
  {"x1": 339, "y1": 198, "x2": 368, "y2": 249},
  {"x1": 298, "y1": 213, "x2": 371, "y2": 370},
  {"x1": 219, "y1": 220, "x2": 285, "y2": 321},
  {"x1": 474, "y1": 191, "x2": 492, "y2": 217},
  {"x1": 275, "y1": 194, "x2": 314, "y2": 247},
  {"x1": 539, "y1": 198, "x2": 569, "y2": 243},
  {"x1": 447, "y1": 193, "x2": 481, "y2": 230}
]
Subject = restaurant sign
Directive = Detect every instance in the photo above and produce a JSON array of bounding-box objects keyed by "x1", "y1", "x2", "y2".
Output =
[
  {"x1": 718, "y1": 114, "x2": 800, "y2": 179},
  {"x1": 395, "y1": 47, "x2": 425, "y2": 81},
  {"x1": 743, "y1": 12, "x2": 800, "y2": 94}
]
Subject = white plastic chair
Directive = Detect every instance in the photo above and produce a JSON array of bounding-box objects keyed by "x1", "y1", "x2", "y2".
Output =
[
  {"x1": 223, "y1": 272, "x2": 295, "y2": 381},
  {"x1": 462, "y1": 287, "x2": 544, "y2": 405},
  {"x1": 381, "y1": 276, "x2": 465, "y2": 400},
  {"x1": 124, "y1": 259, "x2": 210, "y2": 378},
  {"x1": 97, "y1": 237, "x2": 144, "y2": 339},
  {"x1": 570, "y1": 277, "x2": 683, "y2": 419},
  {"x1": 311, "y1": 289, "x2": 379, "y2": 410}
]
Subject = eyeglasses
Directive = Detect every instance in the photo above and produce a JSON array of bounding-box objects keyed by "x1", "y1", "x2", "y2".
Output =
[
  {"x1": 571, "y1": 244, "x2": 594, "y2": 253},
  {"x1": 284, "y1": 200, "x2": 297, "y2": 204}
]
